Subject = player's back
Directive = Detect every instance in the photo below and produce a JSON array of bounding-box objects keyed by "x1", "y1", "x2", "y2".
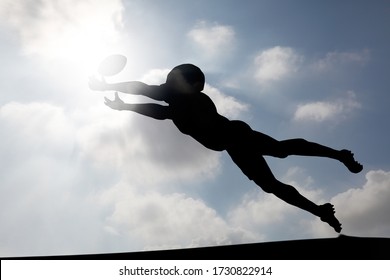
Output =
[{"x1": 166, "y1": 88, "x2": 230, "y2": 151}]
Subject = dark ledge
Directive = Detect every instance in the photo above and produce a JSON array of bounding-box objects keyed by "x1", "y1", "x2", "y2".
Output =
[{"x1": 4, "y1": 235, "x2": 389, "y2": 260}]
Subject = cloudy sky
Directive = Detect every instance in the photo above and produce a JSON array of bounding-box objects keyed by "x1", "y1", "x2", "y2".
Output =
[{"x1": 1, "y1": 0, "x2": 389, "y2": 257}]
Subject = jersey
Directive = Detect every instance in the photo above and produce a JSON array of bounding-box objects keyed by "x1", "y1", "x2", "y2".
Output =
[{"x1": 159, "y1": 84, "x2": 231, "y2": 151}]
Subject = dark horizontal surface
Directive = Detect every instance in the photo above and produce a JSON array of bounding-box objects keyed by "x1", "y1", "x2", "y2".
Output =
[{"x1": 5, "y1": 235, "x2": 390, "y2": 260}]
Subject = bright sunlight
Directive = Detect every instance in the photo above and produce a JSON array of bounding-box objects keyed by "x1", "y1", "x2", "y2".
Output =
[{"x1": 1, "y1": 0, "x2": 126, "y2": 75}]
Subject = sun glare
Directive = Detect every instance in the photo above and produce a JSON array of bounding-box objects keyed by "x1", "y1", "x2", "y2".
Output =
[
  {"x1": 53, "y1": 25, "x2": 117, "y2": 74},
  {"x1": 49, "y1": 14, "x2": 123, "y2": 75},
  {"x1": 13, "y1": 0, "x2": 127, "y2": 76}
]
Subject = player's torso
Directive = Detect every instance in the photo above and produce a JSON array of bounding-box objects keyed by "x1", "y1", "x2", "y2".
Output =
[{"x1": 169, "y1": 92, "x2": 230, "y2": 151}]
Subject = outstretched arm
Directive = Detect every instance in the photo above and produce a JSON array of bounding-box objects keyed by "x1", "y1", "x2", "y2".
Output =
[
  {"x1": 89, "y1": 77, "x2": 167, "y2": 102},
  {"x1": 104, "y1": 92, "x2": 171, "y2": 120}
]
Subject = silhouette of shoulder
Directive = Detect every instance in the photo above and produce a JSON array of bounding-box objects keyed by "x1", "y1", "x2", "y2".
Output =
[{"x1": 159, "y1": 85, "x2": 218, "y2": 114}]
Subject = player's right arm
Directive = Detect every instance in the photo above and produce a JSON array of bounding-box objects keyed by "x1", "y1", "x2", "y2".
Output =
[
  {"x1": 89, "y1": 77, "x2": 169, "y2": 102},
  {"x1": 104, "y1": 92, "x2": 172, "y2": 120}
]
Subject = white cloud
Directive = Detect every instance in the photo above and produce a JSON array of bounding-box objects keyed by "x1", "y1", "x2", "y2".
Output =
[
  {"x1": 251, "y1": 48, "x2": 369, "y2": 90},
  {"x1": 140, "y1": 68, "x2": 171, "y2": 85},
  {"x1": 0, "y1": 102, "x2": 105, "y2": 256},
  {"x1": 204, "y1": 84, "x2": 249, "y2": 119},
  {"x1": 98, "y1": 182, "x2": 256, "y2": 250},
  {"x1": 294, "y1": 101, "x2": 341, "y2": 122},
  {"x1": 293, "y1": 91, "x2": 361, "y2": 122},
  {"x1": 227, "y1": 167, "x2": 390, "y2": 240},
  {"x1": 121, "y1": 119, "x2": 222, "y2": 185},
  {"x1": 228, "y1": 191, "x2": 291, "y2": 230},
  {"x1": 308, "y1": 170, "x2": 390, "y2": 237},
  {"x1": 74, "y1": 104, "x2": 222, "y2": 185},
  {"x1": 227, "y1": 167, "x2": 325, "y2": 241},
  {"x1": 0, "y1": 102, "x2": 75, "y2": 156},
  {"x1": 0, "y1": 0, "x2": 124, "y2": 71},
  {"x1": 254, "y1": 46, "x2": 303, "y2": 86},
  {"x1": 314, "y1": 50, "x2": 370, "y2": 71},
  {"x1": 187, "y1": 20, "x2": 235, "y2": 58},
  {"x1": 282, "y1": 167, "x2": 316, "y2": 194},
  {"x1": 333, "y1": 170, "x2": 390, "y2": 236},
  {"x1": 0, "y1": 101, "x2": 226, "y2": 256},
  {"x1": 2, "y1": 100, "x2": 388, "y2": 257}
]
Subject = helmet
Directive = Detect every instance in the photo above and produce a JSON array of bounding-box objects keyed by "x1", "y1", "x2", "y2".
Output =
[{"x1": 166, "y1": 64, "x2": 205, "y2": 91}]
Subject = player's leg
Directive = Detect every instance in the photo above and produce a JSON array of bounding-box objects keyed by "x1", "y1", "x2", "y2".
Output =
[
  {"x1": 227, "y1": 147, "x2": 342, "y2": 232},
  {"x1": 252, "y1": 131, "x2": 363, "y2": 173}
]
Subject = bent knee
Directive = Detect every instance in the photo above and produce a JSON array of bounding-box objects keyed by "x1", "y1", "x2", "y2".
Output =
[
  {"x1": 259, "y1": 184, "x2": 274, "y2": 194},
  {"x1": 274, "y1": 150, "x2": 288, "y2": 159},
  {"x1": 253, "y1": 176, "x2": 278, "y2": 194},
  {"x1": 271, "y1": 142, "x2": 289, "y2": 158}
]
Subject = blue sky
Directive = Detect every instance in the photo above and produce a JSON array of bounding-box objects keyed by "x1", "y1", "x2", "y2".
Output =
[{"x1": 1, "y1": 0, "x2": 389, "y2": 257}]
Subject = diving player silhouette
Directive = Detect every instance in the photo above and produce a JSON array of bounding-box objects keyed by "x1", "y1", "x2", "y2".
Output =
[{"x1": 89, "y1": 64, "x2": 363, "y2": 233}]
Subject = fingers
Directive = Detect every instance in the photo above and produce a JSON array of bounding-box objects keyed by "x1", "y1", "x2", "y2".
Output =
[
  {"x1": 104, "y1": 95, "x2": 121, "y2": 110},
  {"x1": 104, "y1": 97, "x2": 111, "y2": 107},
  {"x1": 103, "y1": 92, "x2": 124, "y2": 111}
]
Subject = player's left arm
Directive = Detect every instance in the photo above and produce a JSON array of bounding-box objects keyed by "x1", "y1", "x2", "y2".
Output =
[
  {"x1": 89, "y1": 77, "x2": 169, "y2": 102},
  {"x1": 104, "y1": 92, "x2": 171, "y2": 120}
]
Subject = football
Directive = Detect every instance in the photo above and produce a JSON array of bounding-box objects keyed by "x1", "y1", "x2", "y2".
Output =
[{"x1": 97, "y1": 54, "x2": 127, "y2": 76}]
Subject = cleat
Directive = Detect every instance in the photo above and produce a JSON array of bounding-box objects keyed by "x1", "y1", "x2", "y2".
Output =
[
  {"x1": 340, "y1": 150, "x2": 363, "y2": 173},
  {"x1": 319, "y1": 203, "x2": 342, "y2": 233}
]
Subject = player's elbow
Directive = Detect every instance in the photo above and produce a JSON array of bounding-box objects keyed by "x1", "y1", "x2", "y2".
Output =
[
  {"x1": 136, "y1": 104, "x2": 172, "y2": 120},
  {"x1": 154, "y1": 110, "x2": 172, "y2": 120}
]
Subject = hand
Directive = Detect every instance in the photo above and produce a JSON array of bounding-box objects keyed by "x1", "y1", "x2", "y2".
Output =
[
  {"x1": 88, "y1": 76, "x2": 108, "y2": 91},
  {"x1": 104, "y1": 92, "x2": 125, "y2": 110}
]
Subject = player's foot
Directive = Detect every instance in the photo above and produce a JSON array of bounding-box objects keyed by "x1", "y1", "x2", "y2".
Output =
[
  {"x1": 340, "y1": 150, "x2": 363, "y2": 173},
  {"x1": 318, "y1": 203, "x2": 342, "y2": 233}
]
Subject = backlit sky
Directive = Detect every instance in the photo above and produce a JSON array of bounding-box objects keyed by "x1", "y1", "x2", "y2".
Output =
[{"x1": 1, "y1": 0, "x2": 389, "y2": 257}]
